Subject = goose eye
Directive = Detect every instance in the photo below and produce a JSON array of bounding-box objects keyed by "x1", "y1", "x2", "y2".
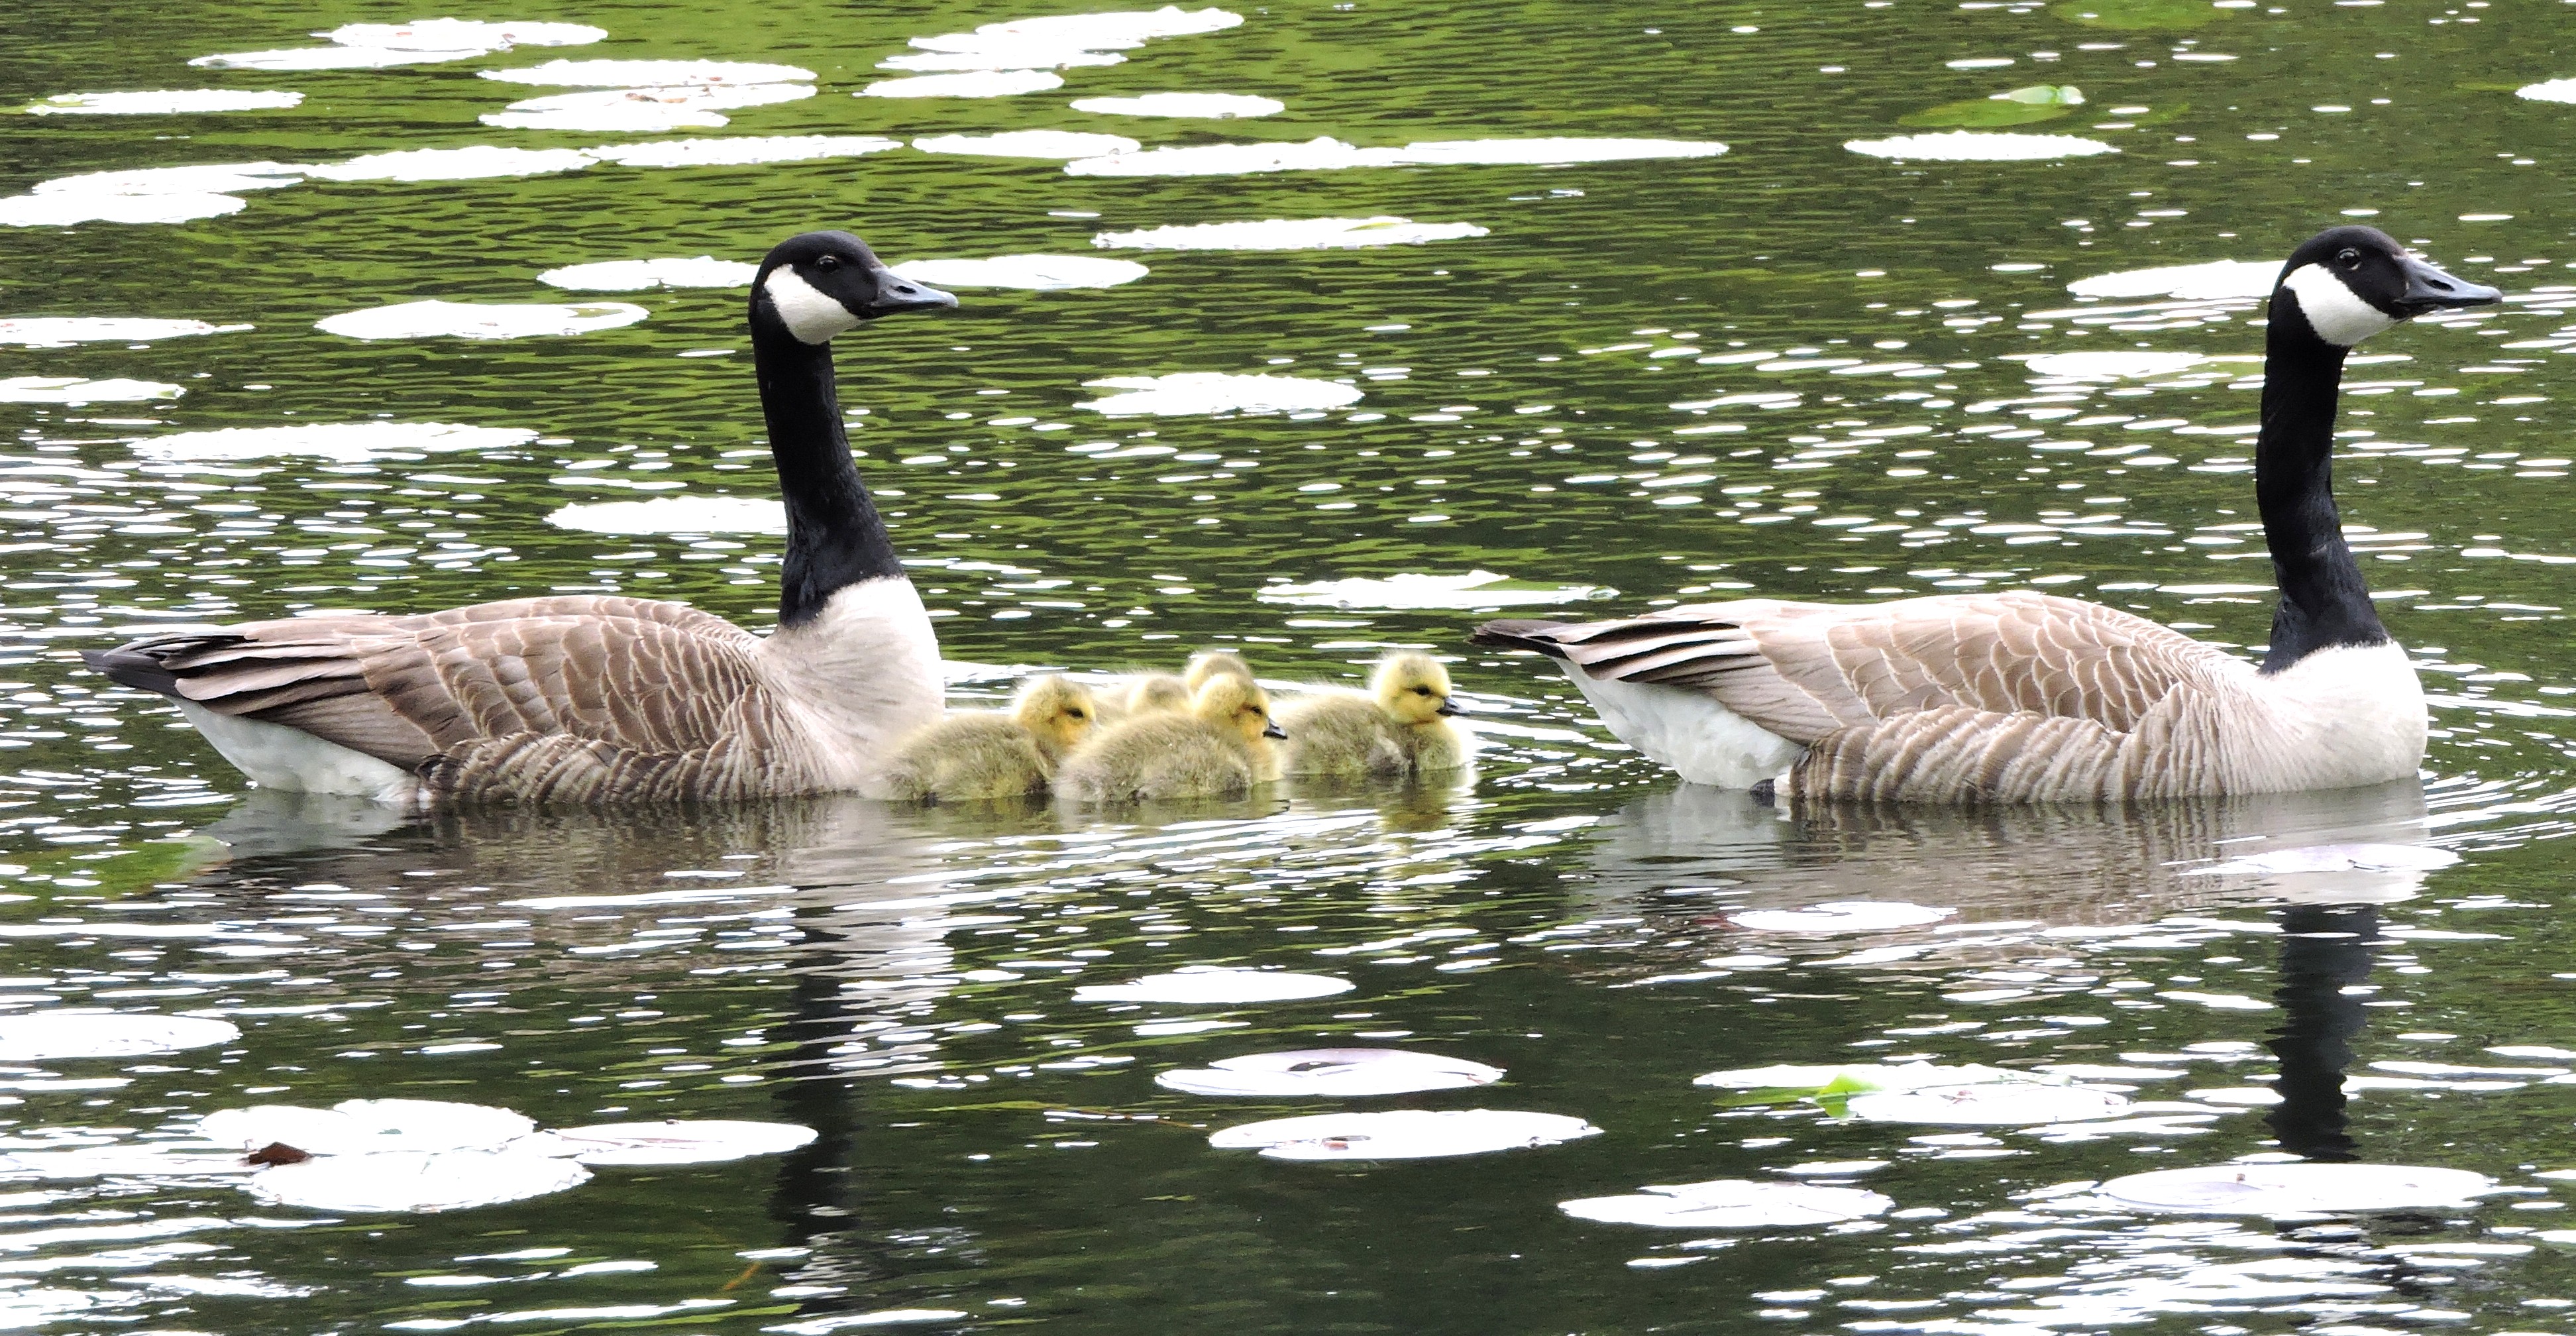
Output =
[
  {"x1": 816, "y1": 254, "x2": 842, "y2": 272},
  {"x1": 1413, "y1": 686, "x2": 1432, "y2": 695},
  {"x1": 2335, "y1": 248, "x2": 2359, "y2": 267}
]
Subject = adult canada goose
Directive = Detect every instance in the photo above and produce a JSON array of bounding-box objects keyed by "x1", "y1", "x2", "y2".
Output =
[
  {"x1": 1279, "y1": 651, "x2": 1471, "y2": 777},
  {"x1": 1474, "y1": 226, "x2": 2499, "y2": 803},
  {"x1": 83, "y1": 230, "x2": 959, "y2": 807},
  {"x1": 883, "y1": 675, "x2": 1099, "y2": 803},
  {"x1": 1057, "y1": 674, "x2": 1287, "y2": 802}
]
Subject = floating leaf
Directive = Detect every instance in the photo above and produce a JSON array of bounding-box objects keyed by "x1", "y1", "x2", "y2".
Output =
[
  {"x1": 1157, "y1": 1048, "x2": 1504, "y2": 1097},
  {"x1": 200, "y1": 1099, "x2": 535, "y2": 1156},
  {"x1": 1900, "y1": 86, "x2": 2084, "y2": 129},
  {"x1": 247, "y1": 1148, "x2": 590, "y2": 1213},
  {"x1": 1562, "y1": 1178, "x2": 1894, "y2": 1228},
  {"x1": 1210, "y1": 1109, "x2": 1599, "y2": 1160},
  {"x1": 2096, "y1": 1162, "x2": 2498, "y2": 1214},
  {"x1": 0, "y1": 1013, "x2": 238, "y2": 1061}
]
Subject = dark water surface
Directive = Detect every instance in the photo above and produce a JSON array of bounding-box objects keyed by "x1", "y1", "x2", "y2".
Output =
[{"x1": 6, "y1": 0, "x2": 2576, "y2": 1330}]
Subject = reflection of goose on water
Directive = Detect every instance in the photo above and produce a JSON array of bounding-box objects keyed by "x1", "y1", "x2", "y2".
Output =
[
  {"x1": 85, "y1": 231, "x2": 957, "y2": 807},
  {"x1": 1476, "y1": 227, "x2": 2500, "y2": 802}
]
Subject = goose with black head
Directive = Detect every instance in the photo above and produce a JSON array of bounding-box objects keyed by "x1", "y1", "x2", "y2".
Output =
[
  {"x1": 1474, "y1": 225, "x2": 2499, "y2": 802},
  {"x1": 85, "y1": 230, "x2": 960, "y2": 806}
]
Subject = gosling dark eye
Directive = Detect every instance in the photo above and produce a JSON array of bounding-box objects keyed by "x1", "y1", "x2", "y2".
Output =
[
  {"x1": 1414, "y1": 686, "x2": 1432, "y2": 695},
  {"x1": 2336, "y1": 248, "x2": 2360, "y2": 267},
  {"x1": 816, "y1": 254, "x2": 841, "y2": 272}
]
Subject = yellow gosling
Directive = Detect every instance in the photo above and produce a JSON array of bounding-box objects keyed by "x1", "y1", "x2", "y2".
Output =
[
  {"x1": 1279, "y1": 652, "x2": 1470, "y2": 777},
  {"x1": 1121, "y1": 673, "x2": 1193, "y2": 718},
  {"x1": 1057, "y1": 675, "x2": 1286, "y2": 803},
  {"x1": 1185, "y1": 648, "x2": 1254, "y2": 689},
  {"x1": 883, "y1": 675, "x2": 1099, "y2": 803}
]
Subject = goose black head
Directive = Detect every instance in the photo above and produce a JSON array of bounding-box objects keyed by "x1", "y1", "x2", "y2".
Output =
[
  {"x1": 752, "y1": 230, "x2": 957, "y2": 345},
  {"x1": 2272, "y1": 225, "x2": 2499, "y2": 348}
]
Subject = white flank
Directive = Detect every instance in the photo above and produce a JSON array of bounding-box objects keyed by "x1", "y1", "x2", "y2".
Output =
[
  {"x1": 1562, "y1": 673, "x2": 1803, "y2": 789},
  {"x1": 178, "y1": 701, "x2": 416, "y2": 801}
]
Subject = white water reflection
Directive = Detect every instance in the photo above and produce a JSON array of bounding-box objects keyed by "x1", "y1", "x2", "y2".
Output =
[
  {"x1": 315, "y1": 300, "x2": 649, "y2": 341},
  {"x1": 0, "y1": 1013, "x2": 236, "y2": 1060},
  {"x1": 0, "y1": 194, "x2": 245, "y2": 227},
  {"x1": 1094, "y1": 215, "x2": 1487, "y2": 250},
  {"x1": 0, "y1": 317, "x2": 250, "y2": 346},
  {"x1": 1562, "y1": 1180, "x2": 1894, "y2": 1227},
  {"x1": 483, "y1": 83, "x2": 814, "y2": 133},
  {"x1": 0, "y1": 376, "x2": 182, "y2": 404},
  {"x1": 134, "y1": 421, "x2": 537, "y2": 462},
  {"x1": 193, "y1": 18, "x2": 601, "y2": 70},
  {"x1": 1845, "y1": 131, "x2": 2119, "y2": 160},
  {"x1": 1256, "y1": 570, "x2": 1610, "y2": 609},
  {"x1": 913, "y1": 131, "x2": 1141, "y2": 158},
  {"x1": 2066, "y1": 258, "x2": 2277, "y2": 300},
  {"x1": 1156, "y1": 1048, "x2": 1503, "y2": 1096},
  {"x1": 1064, "y1": 135, "x2": 1728, "y2": 176},
  {"x1": 539, "y1": 256, "x2": 758, "y2": 290},
  {"x1": 887, "y1": 6, "x2": 1243, "y2": 78},
  {"x1": 547, "y1": 495, "x2": 786, "y2": 533},
  {"x1": 1070, "y1": 92, "x2": 1281, "y2": 117},
  {"x1": 1075, "y1": 372, "x2": 1363, "y2": 414},
  {"x1": 479, "y1": 59, "x2": 812, "y2": 87},
  {"x1": 861, "y1": 70, "x2": 1065, "y2": 97},
  {"x1": 892, "y1": 254, "x2": 1148, "y2": 290},
  {"x1": 25, "y1": 90, "x2": 303, "y2": 115},
  {"x1": 305, "y1": 146, "x2": 596, "y2": 182},
  {"x1": 2023, "y1": 350, "x2": 2211, "y2": 379},
  {"x1": 1073, "y1": 968, "x2": 1351, "y2": 1003},
  {"x1": 2094, "y1": 1162, "x2": 2500, "y2": 1214},
  {"x1": 583, "y1": 135, "x2": 901, "y2": 168}
]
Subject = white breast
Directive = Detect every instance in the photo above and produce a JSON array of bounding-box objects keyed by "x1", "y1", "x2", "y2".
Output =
[
  {"x1": 2226, "y1": 640, "x2": 2427, "y2": 790},
  {"x1": 759, "y1": 577, "x2": 945, "y2": 786}
]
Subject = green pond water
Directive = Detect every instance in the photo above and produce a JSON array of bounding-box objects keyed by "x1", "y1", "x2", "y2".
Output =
[{"x1": 7, "y1": 0, "x2": 2576, "y2": 1329}]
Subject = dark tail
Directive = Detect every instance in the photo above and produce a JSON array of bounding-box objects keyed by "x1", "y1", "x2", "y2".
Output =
[
  {"x1": 1469, "y1": 619, "x2": 1574, "y2": 659},
  {"x1": 81, "y1": 632, "x2": 248, "y2": 698}
]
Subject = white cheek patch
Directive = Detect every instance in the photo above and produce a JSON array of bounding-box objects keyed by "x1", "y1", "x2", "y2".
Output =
[
  {"x1": 2280, "y1": 262, "x2": 2398, "y2": 347},
  {"x1": 762, "y1": 266, "x2": 862, "y2": 344}
]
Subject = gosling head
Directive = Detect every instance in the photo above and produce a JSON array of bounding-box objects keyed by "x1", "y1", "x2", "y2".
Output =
[
  {"x1": 1185, "y1": 649, "x2": 1255, "y2": 691},
  {"x1": 752, "y1": 230, "x2": 957, "y2": 346},
  {"x1": 1124, "y1": 673, "x2": 1191, "y2": 715},
  {"x1": 1193, "y1": 675, "x2": 1287, "y2": 745},
  {"x1": 2273, "y1": 225, "x2": 2498, "y2": 349},
  {"x1": 1371, "y1": 652, "x2": 1461, "y2": 727},
  {"x1": 1012, "y1": 675, "x2": 1098, "y2": 755}
]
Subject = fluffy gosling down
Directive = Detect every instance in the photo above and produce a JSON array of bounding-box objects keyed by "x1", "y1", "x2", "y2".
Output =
[
  {"x1": 1057, "y1": 675, "x2": 1286, "y2": 802},
  {"x1": 1279, "y1": 653, "x2": 1470, "y2": 778},
  {"x1": 883, "y1": 675, "x2": 1099, "y2": 803}
]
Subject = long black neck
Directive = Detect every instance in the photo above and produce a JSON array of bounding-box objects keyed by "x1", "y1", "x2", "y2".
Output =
[
  {"x1": 2255, "y1": 299, "x2": 2386, "y2": 673},
  {"x1": 751, "y1": 314, "x2": 903, "y2": 627}
]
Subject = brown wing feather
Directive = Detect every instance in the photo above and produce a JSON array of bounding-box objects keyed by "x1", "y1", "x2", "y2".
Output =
[
  {"x1": 103, "y1": 597, "x2": 766, "y2": 773},
  {"x1": 1483, "y1": 592, "x2": 2235, "y2": 744}
]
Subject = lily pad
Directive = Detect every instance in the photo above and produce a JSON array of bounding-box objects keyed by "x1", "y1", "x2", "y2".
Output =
[
  {"x1": 1693, "y1": 1060, "x2": 2031, "y2": 1094},
  {"x1": 0, "y1": 1012, "x2": 237, "y2": 1060},
  {"x1": 1901, "y1": 85, "x2": 2085, "y2": 129},
  {"x1": 1562, "y1": 1178, "x2": 1894, "y2": 1227},
  {"x1": 1073, "y1": 967, "x2": 1353, "y2": 1004},
  {"x1": 1210, "y1": 1109, "x2": 1599, "y2": 1160},
  {"x1": 247, "y1": 1148, "x2": 590, "y2": 1213},
  {"x1": 315, "y1": 300, "x2": 646, "y2": 341},
  {"x1": 537, "y1": 1119, "x2": 817, "y2": 1165},
  {"x1": 1157, "y1": 1048, "x2": 1505, "y2": 1097},
  {"x1": 1846, "y1": 131, "x2": 2118, "y2": 162},
  {"x1": 1847, "y1": 1082, "x2": 2134, "y2": 1126},
  {"x1": 539, "y1": 256, "x2": 757, "y2": 291},
  {"x1": 2096, "y1": 1162, "x2": 2498, "y2": 1214},
  {"x1": 200, "y1": 1098, "x2": 535, "y2": 1156}
]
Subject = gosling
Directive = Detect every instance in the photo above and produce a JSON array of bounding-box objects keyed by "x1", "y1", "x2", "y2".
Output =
[
  {"x1": 1277, "y1": 652, "x2": 1470, "y2": 778},
  {"x1": 1120, "y1": 673, "x2": 1192, "y2": 718},
  {"x1": 883, "y1": 675, "x2": 1099, "y2": 803},
  {"x1": 1185, "y1": 648, "x2": 1254, "y2": 689},
  {"x1": 1057, "y1": 675, "x2": 1286, "y2": 803}
]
